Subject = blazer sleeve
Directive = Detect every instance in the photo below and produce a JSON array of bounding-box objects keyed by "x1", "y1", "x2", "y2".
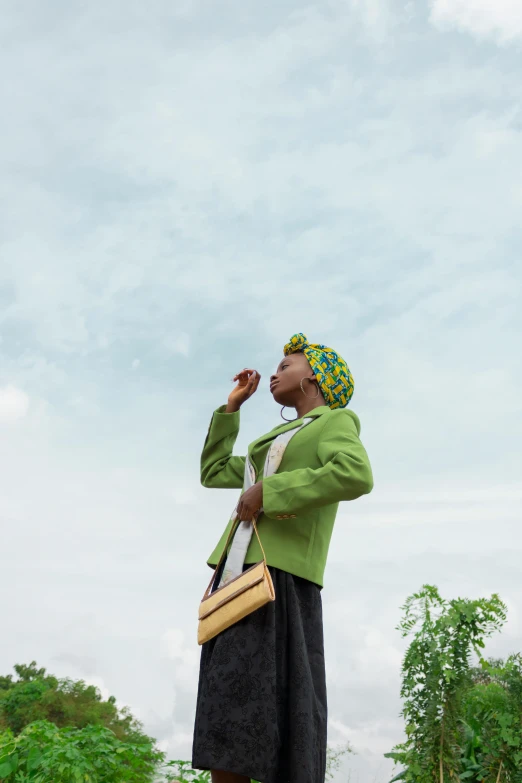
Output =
[
  {"x1": 200, "y1": 405, "x2": 245, "y2": 489},
  {"x1": 262, "y1": 409, "x2": 373, "y2": 518}
]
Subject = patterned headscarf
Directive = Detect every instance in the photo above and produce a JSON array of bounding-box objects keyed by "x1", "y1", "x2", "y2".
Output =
[{"x1": 283, "y1": 332, "x2": 354, "y2": 409}]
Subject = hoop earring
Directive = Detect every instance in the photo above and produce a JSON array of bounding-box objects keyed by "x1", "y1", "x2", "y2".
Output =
[
  {"x1": 300, "y1": 378, "x2": 320, "y2": 399},
  {"x1": 280, "y1": 406, "x2": 297, "y2": 422}
]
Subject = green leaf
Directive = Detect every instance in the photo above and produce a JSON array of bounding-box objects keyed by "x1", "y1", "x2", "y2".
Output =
[
  {"x1": 0, "y1": 760, "x2": 13, "y2": 777},
  {"x1": 8, "y1": 753, "x2": 18, "y2": 773},
  {"x1": 26, "y1": 747, "x2": 42, "y2": 772}
]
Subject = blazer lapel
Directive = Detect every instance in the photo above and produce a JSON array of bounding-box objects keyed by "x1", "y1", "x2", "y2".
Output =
[{"x1": 249, "y1": 406, "x2": 330, "y2": 476}]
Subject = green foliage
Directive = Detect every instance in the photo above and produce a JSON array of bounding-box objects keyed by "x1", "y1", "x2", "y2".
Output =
[
  {"x1": 385, "y1": 585, "x2": 509, "y2": 783},
  {"x1": 162, "y1": 760, "x2": 211, "y2": 782},
  {"x1": 0, "y1": 662, "x2": 151, "y2": 744},
  {"x1": 0, "y1": 720, "x2": 162, "y2": 782},
  {"x1": 460, "y1": 655, "x2": 522, "y2": 783},
  {"x1": 325, "y1": 741, "x2": 354, "y2": 781}
]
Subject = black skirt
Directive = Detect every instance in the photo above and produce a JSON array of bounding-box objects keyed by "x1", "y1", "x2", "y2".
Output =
[{"x1": 192, "y1": 566, "x2": 327, "y2": 783}]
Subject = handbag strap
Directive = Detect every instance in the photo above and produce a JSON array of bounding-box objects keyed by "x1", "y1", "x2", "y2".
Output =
[{"x1": 203, "y1": 512, "x2": 266, "y2": 600}]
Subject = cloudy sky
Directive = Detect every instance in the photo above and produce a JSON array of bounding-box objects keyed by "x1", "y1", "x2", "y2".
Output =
[{"x1": 1, "y1": 0, "x2": 521, "y2": 780}]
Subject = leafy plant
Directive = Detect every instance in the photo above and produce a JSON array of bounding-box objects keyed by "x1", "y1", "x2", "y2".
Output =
[
  {"x1": 385, "y1": 585, "x2": 508, "y2": 783},
  {"x1": 325, "y1": 741, "x2": 353, "y2": 781},
  {"x1": 161, "y1": 760, "x2": 211, "y2": 783},
  {"x1": 0, "y1": 719, "x2": 162, "y2": 782},
  {"x1": 0, "y1": 661, "x2": 152, "y2": 745},
  {"x1": 460, "y1": 656, "x2": 522, "y2": 783}
]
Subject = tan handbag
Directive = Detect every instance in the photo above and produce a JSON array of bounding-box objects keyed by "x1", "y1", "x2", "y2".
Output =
[{"x1": 198, "y1": 514, "x2": 275, "y2": 645}]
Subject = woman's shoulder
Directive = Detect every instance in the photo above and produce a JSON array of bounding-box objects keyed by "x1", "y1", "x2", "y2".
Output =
[{"x1": 326, "y1": 407, "x2": 361, "y2": 435}]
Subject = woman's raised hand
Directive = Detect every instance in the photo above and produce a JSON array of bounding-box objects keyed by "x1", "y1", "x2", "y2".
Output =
[{"x1": 226, "y1": 369, "x2": 261, "y2": 412}]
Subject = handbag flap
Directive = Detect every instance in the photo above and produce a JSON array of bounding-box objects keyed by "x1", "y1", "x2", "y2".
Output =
[{"x1": 198, "y1": 561, "x2": 266, "y2": 621}]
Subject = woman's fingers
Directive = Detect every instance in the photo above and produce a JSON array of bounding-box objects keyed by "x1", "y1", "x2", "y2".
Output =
[
  {"x1": 246, "y1": 370, "x2": 261, "y2": 397},
  {"x1": 237, "y1": 500, "x2": 253, "y2": 520},
  {"x1": 232, "y1": 369, "x2": 251, "y2": 385},
  {"x1": 231, "y1": 369, "x2": 261, "y2": 400}
]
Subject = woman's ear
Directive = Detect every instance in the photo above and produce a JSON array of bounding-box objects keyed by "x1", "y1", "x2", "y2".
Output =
[{"x1": 306, "y1": 374, "x2": 320, "y2": 391}]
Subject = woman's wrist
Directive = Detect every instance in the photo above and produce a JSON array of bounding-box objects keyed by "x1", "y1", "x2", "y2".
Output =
[{"x1": 225, "y1": 402, "x2": 241, "y2": 413}]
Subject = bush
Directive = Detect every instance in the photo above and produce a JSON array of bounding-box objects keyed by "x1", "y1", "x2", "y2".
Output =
[{"x1": 0, "y1": 720, "x2": 162, "y2": 783}]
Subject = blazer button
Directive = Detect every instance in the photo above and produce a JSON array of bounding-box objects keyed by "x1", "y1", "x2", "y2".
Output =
[
  {"x1": 290, "y1": 514, "x2": 296, "y2": 518},
  {"x1": 276, "y1": 515, "x2": 282, "y2": 519}
]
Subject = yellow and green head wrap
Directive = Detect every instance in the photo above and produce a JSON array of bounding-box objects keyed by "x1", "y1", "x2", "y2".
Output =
[{"x1": 283, "y1": 332, "x2": 354, "y2": 409}]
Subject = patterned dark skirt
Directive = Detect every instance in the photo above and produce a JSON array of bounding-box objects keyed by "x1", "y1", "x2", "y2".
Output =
[{"x1": 192, "y1": 565, "x2": 327, "y2": 783}]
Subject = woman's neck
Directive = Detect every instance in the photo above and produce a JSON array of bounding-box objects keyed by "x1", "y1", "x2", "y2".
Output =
[{"x1": 294, "y1": 397, "x2": 327, "y2": 420}]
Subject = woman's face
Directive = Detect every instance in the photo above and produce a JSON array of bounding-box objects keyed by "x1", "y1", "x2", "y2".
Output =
[{"x1": 269, "y1": 352, "x2": 317, "y2": 406}]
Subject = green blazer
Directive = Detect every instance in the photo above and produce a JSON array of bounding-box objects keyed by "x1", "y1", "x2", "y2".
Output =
[{"x1": 202, "y1": 404, "x2": 373, "y2": 587}]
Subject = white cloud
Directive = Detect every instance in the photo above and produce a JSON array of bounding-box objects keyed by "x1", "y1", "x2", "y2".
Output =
[
  {"x1": 349, "y1": 0, "x2": 391, "y2": 35},
  {"x1": 68, "y1": 396, "x2": 100, "y2": 416},
  {"x1": 330, "y1": 718, "x2": 401, "y2": 756},
  {"x1": 0, "y1": 385, "x2": 29, "y2": 423},
  {"x1": 163, "y1": 333, "x2": 190, "y2": 356},
  {"x1": 163, "y1": 629, "x2": 199, "y2": 686},
  {"x1": 170, "y1": 485, "x2": 197, "y2": 505},
  {"x1": 430, "y1": 0, "x2": 522, "y2": 43}
]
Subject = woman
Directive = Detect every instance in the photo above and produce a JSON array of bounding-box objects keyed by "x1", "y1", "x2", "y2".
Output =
[{"x1": 192, "y1": 333, "x2": 373, "y2": 783}]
